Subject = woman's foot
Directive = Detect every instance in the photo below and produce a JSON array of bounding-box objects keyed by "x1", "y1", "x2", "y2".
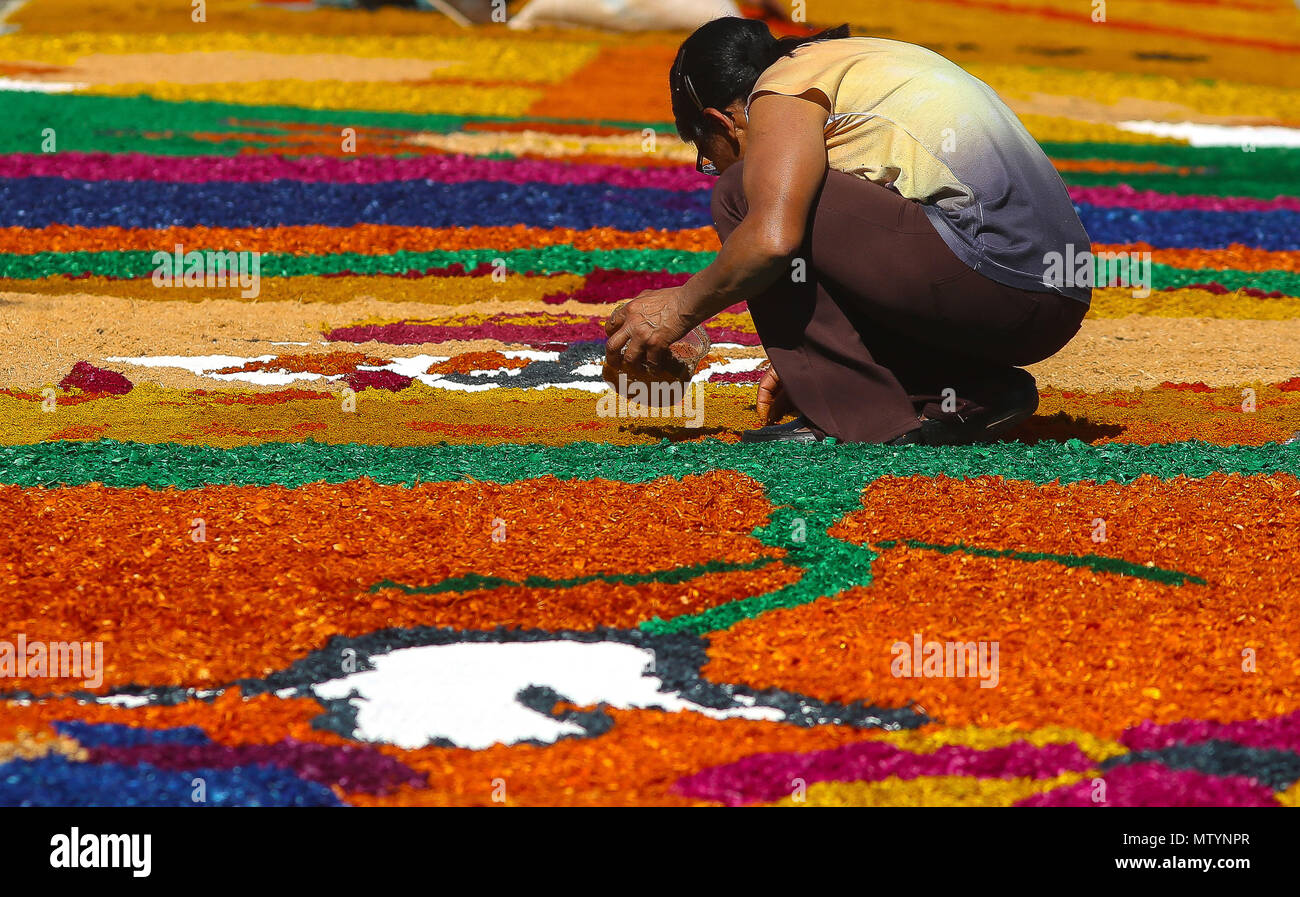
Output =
[
  {"x1": 741, "y1": 416, "x2": 922, "y2": 444},
  {"x1": 912, "y1": 368, "x2": 1039, "y2": 445},
  {"x1": 741, "y1": 416, "x2": 822, "y2": 443}
]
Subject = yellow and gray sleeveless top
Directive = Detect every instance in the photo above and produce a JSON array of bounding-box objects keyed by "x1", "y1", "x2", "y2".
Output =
[{"x1": 749, "y1": 37, "x2": 1091, "y2": 302}]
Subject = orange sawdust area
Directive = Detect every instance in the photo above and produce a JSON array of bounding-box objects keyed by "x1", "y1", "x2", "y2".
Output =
[
  {"x1": 23, "y1": 0, "x2": 1284, "y2": 90},
  {"x1": 0, "y1": 472, "x2": 785, "y2": 693},
  {"x1": 704, "y1": 473, "x2": 1300, "y2": 738},
  {"x1": 212, "y1": 352, "x2": 391, "y2": 376},
  {"x1": 0, "y1": 226, "x2": 720, "y2": 255},
  {"x1": 424, "y1": 352, "x2": 528, "y2": 374},
  {"x1": 1093, "y1": 245, "x2": 1300, "y2": 275},
  {"x1": 0, "y1": 273, "x2": 584, "y2": 306},
  {"x1": 4, "y1": 381, "x2": 1299, "y2": 447}
]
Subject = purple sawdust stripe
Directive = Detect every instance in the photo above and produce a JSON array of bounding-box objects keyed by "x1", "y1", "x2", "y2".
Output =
[
  {"x1": 1068, "y1": 185, "x2": 1300, "y2": 212},
  {"x1": 1121, "y1": 711, "x2": 1300, "y2": 754},
  {"x1": 325, "y1": 319, "x2": 761, "y2": 348},
  {"x1": 0, "y1": 152, "x2": 711, "y2": 192},
  {"x1": 674, "y1": 740, "x2": 1096, "y2": 806},
  {"x1": 543, "y1": 270, "x2": 693, "y2": 304},
  {"x1": 708, "y1": 370, "x2": 765, "y2": 384},
  {"x1": 1016, "y1": 762, "x2": 1278, "y2": 807},
  {"x1": 58, "y1": 360, "x2": 133, "y2": 395},
  {"x1": 84, "y1": 738, "x2": 425, "y2": 795},
  {"x1": 344, "y1": 369, "x2": 413, "y2": 392},
  {"x1": 542, "y1": 269, "x2": 749, "y2": 311}
]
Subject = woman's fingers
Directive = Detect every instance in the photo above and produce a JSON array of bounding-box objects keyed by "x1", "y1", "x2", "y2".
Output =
[
  {"x1": 755, "y1": 367, "x2": 781, "y2": 424},
  {"x1": 605, "y1": 292, "x2": 685, "y2": 374},
  {"x1": 621, "y1": 338, "x2": 648, "y2": 371},
  {"x1": 756, "y1": 367, "x2": 794, "y2": 424},
  {"x1": 604, "y1": 302, "x2": 628, "y2": 337},
  {"x1": 604, "y1": 324, "x2": 632, "y2": 369},
  {"x1": 642, "y1": 340, "x2": 672, "y2": 372}
]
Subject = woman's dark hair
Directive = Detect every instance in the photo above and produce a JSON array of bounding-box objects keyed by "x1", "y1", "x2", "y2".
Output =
[{"x1": 670, "y1": 18, "x2": 851, "y2": 143}]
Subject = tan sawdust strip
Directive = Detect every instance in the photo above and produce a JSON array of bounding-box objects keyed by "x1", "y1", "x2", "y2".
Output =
[
  {"x1": 1030, "y1": 317, "x2": 1300, "y2": 391},
  {"x1": 3, "y1": 290, "x2": 1298, "y2": 392},
  {"x1": 1009, "y1": 92, "x2": 1296, "y2": 128}
]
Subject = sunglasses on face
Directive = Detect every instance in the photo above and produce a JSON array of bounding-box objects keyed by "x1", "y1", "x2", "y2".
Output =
[{"x1": 675, "y1": 57, "x2": 722, "y2": 177}]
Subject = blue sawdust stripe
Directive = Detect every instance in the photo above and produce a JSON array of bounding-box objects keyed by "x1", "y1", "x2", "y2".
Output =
[
  {"x1": 1074, "y1": 204, "x2": 1300, "y2": 251},
  {"x1": 0, "y1": 755, "x2": 342, "y2": 807},
  {"x1": 2, "y1": 178, "x2": 1297, "y2": 248},
  {"x1": 0, "y1": 178, "x2": 711, "y2": 230}
]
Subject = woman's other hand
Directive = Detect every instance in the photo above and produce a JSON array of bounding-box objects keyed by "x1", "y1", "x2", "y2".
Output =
[
  {"x1": 604, "y1": 288, "x2": 693, "y2": 372},
  {"x1": 755, "y1": 365, "x2": 793, "y2": 425}
]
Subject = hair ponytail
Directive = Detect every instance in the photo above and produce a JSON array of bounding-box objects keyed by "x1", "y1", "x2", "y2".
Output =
[
  {"x1": 671, "y1": 18, "x2": 852, "y2": 143},
  {"x1": 766, "y1": 24, "x2": 852, "y2": 69}
]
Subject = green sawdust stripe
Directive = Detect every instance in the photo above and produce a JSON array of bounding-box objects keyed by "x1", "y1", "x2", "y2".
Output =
[
  {"x1": 1060, "y1": 172, "x2": 1299, "y2": 198},
  {"x1": 6, "y1": 251, "x2": 1300, "y2": 295},
  {"x1": 1, "y1": 93, "x2": 677, "y2": 156},
  {"x1": 5, "y1": 439, "x2": 1298, "y2": 490},
  {"x1": 0, "y1": 248, "x2": 710, "y2": 279},
  {"x1": 872, "y1": 539, "x2": 1207, "y2": 587},
  {"x1": 369, "y1": 554, "x2": 781, "y2": 597},
  {"x1": 1043, "y1": 142, "x2": 1300, "y2": 199}
]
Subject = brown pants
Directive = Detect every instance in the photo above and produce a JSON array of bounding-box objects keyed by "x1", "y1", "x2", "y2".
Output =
[{"x1": 711, "y1": 162, "x2": 1088, "y2": 443}]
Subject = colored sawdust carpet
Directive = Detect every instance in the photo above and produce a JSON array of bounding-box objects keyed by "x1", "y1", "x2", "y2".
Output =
[{"x1": 0, "y1": 0, "x2": 1298, "y2": 806}]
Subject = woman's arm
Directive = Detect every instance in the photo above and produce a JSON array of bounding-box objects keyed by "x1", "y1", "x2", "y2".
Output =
[{"x1": 604, "y1": 92, "x2": 830, "y2": 372}]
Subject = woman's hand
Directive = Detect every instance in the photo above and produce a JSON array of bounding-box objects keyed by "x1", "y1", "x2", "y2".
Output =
[
  {"x1": 755, "y1": 365, "x2": 793, "y2": 425},
  {"x1": 604, "y1": 287, "x2": 694, "y2": 372}
]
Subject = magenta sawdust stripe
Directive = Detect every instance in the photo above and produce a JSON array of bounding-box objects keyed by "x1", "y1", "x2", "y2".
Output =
[
  {"x1": 325, "y1": 320, "x2": 760, "y2": 347},
  {"x1": 84, "y1": 738, "x2": 426, "y2": 795},
  {"x1": 59, "y1": 360, "x2": 133, "y2": 395},
  {"x1": 1162, "y1": 282, "x2": 1293, "y2": 299},
  {"x1": 674, "y1": 740, "x2": 1096, "y2": 806},
  {"x1": 543, "y1": 270, "x2": 693, "y2": 304},
  {"x1": 344, "y1": 369, "x2": 414, "y2": 392},
  {"x1": 543, "y1": 269, "x2": 748, "y2": 312},
  {"x1": 1068, "y1": 185, "x2": 1300, "y2": 212},
  {"x1": 708, "y1": 370, "x2": 764, "y2": 384},
  {"x1": 1121, "y1": 711, "x2": 1300, "y2": 754},
  {"x1": 0, "y1": 151, "x2": 711, "y2": 192},
  {"x1": 1016, "y1": 762, "x2": 1277, "y2": 807}
]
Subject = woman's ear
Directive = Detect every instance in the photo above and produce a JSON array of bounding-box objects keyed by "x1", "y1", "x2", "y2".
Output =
[{"x1": 702, "y1": 107, "x2": 738, "y2": 140}]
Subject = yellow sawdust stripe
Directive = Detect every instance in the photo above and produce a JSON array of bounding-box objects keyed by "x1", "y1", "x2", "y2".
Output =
[
  {"x1": 1088, "y1": 287, "x2": 1300, "y2": 320},
  {"x1": 0, "y1": 33, "x2": 600, "y2": 83},
  {"x1": 768, "y1": 772, "x2": 1090, "y2": 807}
]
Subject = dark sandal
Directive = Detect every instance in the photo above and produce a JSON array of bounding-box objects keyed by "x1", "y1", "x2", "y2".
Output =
[
  {"x1": 741, "y1": 416, "x2": 822, "y2": 443},
  {"x1": 909, "y1": 369, "x2": 1039, "y2": 446}
]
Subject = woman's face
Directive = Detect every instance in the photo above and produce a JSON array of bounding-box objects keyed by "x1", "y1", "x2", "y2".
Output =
[{"x1": 695, "y1": 102, "x2": 748, "y2": 176}]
